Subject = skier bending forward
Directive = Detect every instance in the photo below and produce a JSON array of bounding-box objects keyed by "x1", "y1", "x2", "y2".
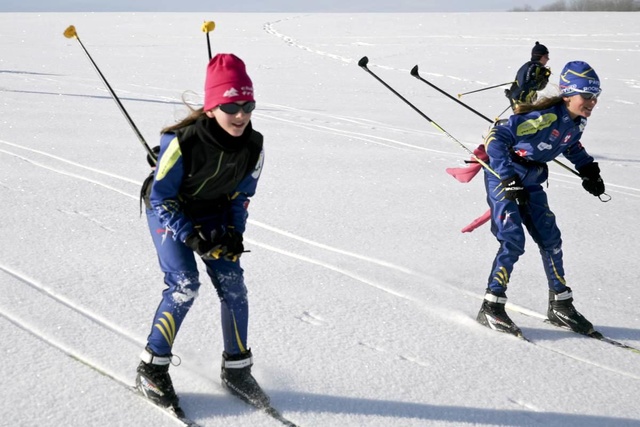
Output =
[
  {"x1": 136, "y1": 53, "x2": 268, "y2": 416},
  {"x1": 477, "y1": 61, "x2": 606, "y2": 337}
]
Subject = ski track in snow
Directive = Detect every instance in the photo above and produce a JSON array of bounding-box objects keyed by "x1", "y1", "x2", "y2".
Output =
[
  {"x1": 263, "y1": 16, "x2": 640, "y2": 103},
  {"x1": 1, "y1": 133, "x2": 640, "y2": 382},
  {"x1": 262, "y1": 16, "x2": 478, "y2": 85},
  {"x1": 0, "y1": 264, "x2": 288, "y2": 426},
  {"x1": 263, "y1": 17, "x2": 353, "y2": 64}
]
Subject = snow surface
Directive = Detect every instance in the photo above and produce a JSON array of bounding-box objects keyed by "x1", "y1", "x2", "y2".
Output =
[{"x1": 1, "y1": 11, "x2": 640, "y2": 427}]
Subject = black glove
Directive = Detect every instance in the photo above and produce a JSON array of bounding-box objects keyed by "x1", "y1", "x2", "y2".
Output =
[
  {"x1": 184, "y1": 228, "x2": 244, "y2": 261},
  {"x1": 501, "y1": 175, "x2": 529, "y2": 205},
  {"x1": 217, "y1": 227, "x2": 244, "y2": 261},
  {"x1": 578, "y1": 162, "x2": 605, "y2": 196},
  {"x1": 184, "y1": 232, "x2": 217, "y2": 259},
  {"x1": 534, "y1": 67, "x2": 550, "y2": 90}
]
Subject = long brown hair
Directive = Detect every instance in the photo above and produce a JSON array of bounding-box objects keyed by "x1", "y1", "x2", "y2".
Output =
[
  {"x1": 161, "y1": 94, "x2": 207, "y2": 134},
  {"x1": 514, "y1": 96, "x2": 564, "y2": 114}
]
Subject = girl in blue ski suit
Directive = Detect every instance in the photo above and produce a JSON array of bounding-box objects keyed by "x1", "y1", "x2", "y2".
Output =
[
  {"x1": 477, "y1": 61, "x2": 606, "y2": 337},
  {"x1": 136, "y1": 53, "x2": 269, "y2": 413},
  {"x1": 145, "y1": 119, "x2": 263, "y2": 358}
]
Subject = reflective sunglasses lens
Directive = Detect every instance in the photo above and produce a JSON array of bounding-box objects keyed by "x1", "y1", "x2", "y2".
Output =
[
  {"x1": 579, "y1": 92, "x2": 599, "y2": 100},
  {"x1": 219, "y1": 101, "x2": 256, "y2": 114},
  {"x1": 242, "y1": 101, "x2": 256, "y2": 113},
  {"x1": 219, "y1": 103, "x2": 241, "y2": 114}
]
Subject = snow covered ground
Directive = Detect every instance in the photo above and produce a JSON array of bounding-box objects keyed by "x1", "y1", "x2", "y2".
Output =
[{"x1": 1, "y1": 11, "x2": 639, "y2": 427}]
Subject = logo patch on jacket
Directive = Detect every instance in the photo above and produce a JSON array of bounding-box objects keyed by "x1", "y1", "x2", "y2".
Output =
[{"x1": 516, "y1": 113, "x2": 557, "y2": 136}]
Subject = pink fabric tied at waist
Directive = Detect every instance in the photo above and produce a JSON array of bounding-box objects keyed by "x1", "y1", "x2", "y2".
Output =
[
  {"x1": 445, "y1": 144, "x2": 489, "y2": 183},
  {"x1": 446, "y1": 144, "x2": 491, "y2": 233}
]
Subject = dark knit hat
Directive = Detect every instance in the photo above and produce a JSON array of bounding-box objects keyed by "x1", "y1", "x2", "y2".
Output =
[{"x1": 531, "y1": 41, "x2": 549, "y2": 61}]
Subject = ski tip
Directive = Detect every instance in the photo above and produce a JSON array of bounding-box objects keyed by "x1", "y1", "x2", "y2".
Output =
[
  {"x1": 358, "y1": 56, "x2": 369, "y2": 68},
  {"x1": 410, "y1": 65, "x2": 419, "y2": 76},
  {"x1": 264, "y1": 406, "x2": 300, "y2": 427},
  {"x1": 588, "y1": 330, "x2": 604, "y2": 339}
]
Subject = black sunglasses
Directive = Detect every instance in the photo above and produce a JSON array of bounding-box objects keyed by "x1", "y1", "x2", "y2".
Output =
[
  {"x1": 218, "y1": 101, "x2": 256, "y2": 114},
  {"x1": 578, "y1": 92, "x2": 600, "y2": 100}
]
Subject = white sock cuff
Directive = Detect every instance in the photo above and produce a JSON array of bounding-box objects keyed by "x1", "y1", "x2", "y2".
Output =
[
  {"x1": 140, "y1": 348, "x2": 171, "y2": 365},
  {"x1": 484, "y1": 293, "x2": 508, "y2": 304},
  {"x1": 553, "y1": 290, "x2": 573, "y2": 301},
  {"x1": 223, "y1": 356, "x2": 253, "y2": 369}
]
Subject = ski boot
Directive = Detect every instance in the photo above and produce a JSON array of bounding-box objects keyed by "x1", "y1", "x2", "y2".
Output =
[
  {"x1": 221, "y1": 349, "x2": 270, "y2": 408},
  {"x1": 477, "y1": 291, "x2": 522, "y2": 337},
  {"x1": 547, "y1": 287, "x2": 595, "y2": 335},
  {"x1": 136, "y1": 347, "x2": 184, "y2": 417}
]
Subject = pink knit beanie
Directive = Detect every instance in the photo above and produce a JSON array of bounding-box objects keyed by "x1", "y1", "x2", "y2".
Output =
[{"x1": 203, "y1": 53, "x2": 254, "y2": 111}]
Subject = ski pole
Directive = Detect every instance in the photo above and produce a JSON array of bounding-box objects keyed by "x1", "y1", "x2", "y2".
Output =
[
  {"x1": 358, "y1": 56, "x2": 500, "y2": 179},
  {"x1": 411, "y1": 65, "x2": 494, "y2": 123},
  {"x1": 411, "y1": 65, "x2": 582, "y2": 179},
  {"x1": 458, "y1": 81, "x2": 513, "y2": 98},
  {"x1": 63, "y1": 25, "x2": 156, "y2": 165},
  {"x1": 201, "y1": 21, "x2": 216, "y2": 60},
  {"x1": 495, "y1": 105, "x2": 512, "y2": 120}
]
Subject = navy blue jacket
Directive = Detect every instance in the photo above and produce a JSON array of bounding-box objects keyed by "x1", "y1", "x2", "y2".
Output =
[
  {"x1": 507, "y1": 61, "x2": 550, "y2": 105},
  {"x1": 485, "y1": 101, "x2": 594, "y2": 182}
]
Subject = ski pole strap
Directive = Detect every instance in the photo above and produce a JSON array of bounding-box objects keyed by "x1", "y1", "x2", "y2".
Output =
[{"x1": 598, "y1": 193, "x2": 612, "y2": 202}]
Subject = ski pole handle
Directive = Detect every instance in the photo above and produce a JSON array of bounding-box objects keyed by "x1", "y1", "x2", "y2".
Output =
[{"x1": 202, "y1": 21, "x2": 215, "y2": 60}]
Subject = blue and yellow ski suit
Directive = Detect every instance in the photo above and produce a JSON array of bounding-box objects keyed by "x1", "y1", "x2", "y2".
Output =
[
  {"x1": 483, "y1": 101, "x2": 595, "y2": 294},
  {"x1": 143, "y1": 116, "x2": 264, "y2": 357}
]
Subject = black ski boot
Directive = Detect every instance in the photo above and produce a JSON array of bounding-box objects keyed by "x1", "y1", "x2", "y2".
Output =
[
  {"x1": 221, "y1": 349, "x2": 270, "y2": 408},
  {"x1": 136, "y1": 347, "x2": 184, "y2": 417},
  {"x1": 477, "y1": 291, "x2": 522, "y2": 337},
  {"x1": 547, "y1": 287, "x2": 595, "y2": 335}
]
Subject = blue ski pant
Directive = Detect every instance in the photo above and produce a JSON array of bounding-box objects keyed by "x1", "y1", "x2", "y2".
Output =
[
  {"x1": 484, "y1": 163, "x2": 568, "y2": 295},
  {"x1": 144, "y1": 209, "x2": 249, "y2": 357}
]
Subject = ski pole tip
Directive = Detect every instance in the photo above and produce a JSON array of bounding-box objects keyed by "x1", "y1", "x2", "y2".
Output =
[
  {"x1": 410, "y1": 65, "x2": 419, "y2": 77},
  {"x1": 63, "y1": 25, "x2": 77, "y2": 39},
  {"x1": 202, "y1": 21, "x2": 215, "y2": 33},
  {"x1": 357, "y1": 56, "x2": 369, "y2": 68}
]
